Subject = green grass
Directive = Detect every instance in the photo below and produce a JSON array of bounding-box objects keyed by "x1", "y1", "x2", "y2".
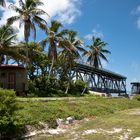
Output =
[
  {"x1": 16, "y1": 96, "x2": 140, "y2": 128},
  {"x1": 30, "y1": 108, "x2": 140, "y2": 140},
  {"x1": 76, "y1": 108, "x2": 140, "y2": 140}
]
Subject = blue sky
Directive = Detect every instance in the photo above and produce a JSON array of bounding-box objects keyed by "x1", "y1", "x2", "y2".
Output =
[
  {"x1": 65, "y1": 0, "x2": 140, "y2": 91},
  {"x1": 0, "y1": 0, "x2": 140, "y2": 91}
]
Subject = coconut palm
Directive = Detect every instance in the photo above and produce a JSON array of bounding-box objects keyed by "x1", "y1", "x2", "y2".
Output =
[
  {"x1": 39, "y1": 20, "x2": 63, "y2": 77},
  {"x1": 59, "y1": 29, "x2": 85, "y2": 67},
  {"x1": 7, "y1": 0, "x2": 48, "y2": 66},
  {"x1": 0, "y1": 0, "x2": 6, "y2": 7},
  {"x1": 0, "y1": 25, "x2": 25, "y2": 64},
  {"x1": 40, "y1": 20, "x2": 63, "y2": 61},
  {"x1": 18, "y1": 41, "x2": 47, "y2": 79},
  {"x1": 58, "y1": 30, "x2": 85, "y2": 94},
  {"x1": 83, "y1": 36, "x2": 110, "y2": 68}
]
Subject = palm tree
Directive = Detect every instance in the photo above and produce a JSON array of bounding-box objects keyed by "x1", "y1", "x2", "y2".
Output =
[
  {"x1": 39, "y1": 20, "x2": 63, "y2": 77},
  {"x1": 18, "y1": 41, "x2": 47, "y2": 79},
  {"x1": 58, "y1": 29, "x2": 85, "y2": 94},
  {"x1": 0, "y1": 0, "x2": 6, "y2": 7},
  {"x1": 7, "y1": 0, "x2": 48, "y2": 66},
  {"x1": 59, "y1": 29, "x2": 85, "y2": 68},
  {"x1": 0, "y1": 24, "x2": 25, "y2": 64},
  {"x1": 83, "y1": 36, "x2": 111, "y2": 68}
]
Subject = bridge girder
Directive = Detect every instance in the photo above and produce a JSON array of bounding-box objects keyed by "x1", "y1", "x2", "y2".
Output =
[{"x1": 70, "y1": 64, "x2": 127, "y2": 95}]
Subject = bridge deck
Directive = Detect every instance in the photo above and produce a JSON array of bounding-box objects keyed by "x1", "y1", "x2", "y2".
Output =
[{"x1": 75, "y1": 63, "x2": 126, "y2": 79}]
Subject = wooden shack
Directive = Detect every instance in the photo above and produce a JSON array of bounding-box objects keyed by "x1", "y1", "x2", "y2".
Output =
[
  {"x1": 131, "y1": 82, "x2": 140, "y2": 94},
  {"x1": 0, "y1": 64, "x2": 27, "y2": 95}
]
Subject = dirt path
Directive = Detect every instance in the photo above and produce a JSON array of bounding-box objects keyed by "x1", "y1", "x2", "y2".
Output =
[{"x1": 28, "y1": 108, "x2": 140, "y2": 140}]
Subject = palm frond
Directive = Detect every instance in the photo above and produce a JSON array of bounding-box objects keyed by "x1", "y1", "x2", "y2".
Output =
[
  {"x1": 33, "y1": 16, "x2": 47, "y2": 31},
  {"x1": 50, "y1": 20, "x2": 63, "y2": 33},
  {"x1": 82, "y1": 50, "x2": 90, "y2": 56},
  {"x1": 5, "y1": 34, "x2": 17, "y2": 45},
  {"x1": 101, "y1": 49, "x2": 111, "y2": 54},
  {"x1": 7, "y1": 16, "x2": 20, "y2": 25},
  {"x1": 19, "y1": 0, "x2": 25, "y2": 10},
  {"x1": 38, "y1": 38, "x2": 49, "y2": 48},
  {"x1": 100, "y1": 52, "x2": 108, "y2": 62},
  {"x1": 8, "y1": 4, "x2": 23, "y2": 14},
  {"x1": 32, "y1": 8, "x2": 48, "y2": 16},
  {"x1": 76, "y1": 46, "x2": 86, "y2": 52}
]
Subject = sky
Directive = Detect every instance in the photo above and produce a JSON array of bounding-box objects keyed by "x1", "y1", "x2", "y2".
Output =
[{"x1": 0, "y1": 0, "x2": 140, "y2": 91}]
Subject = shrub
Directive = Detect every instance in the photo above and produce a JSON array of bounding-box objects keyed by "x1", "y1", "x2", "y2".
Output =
[
  {"x1": 28, "y1": 75, "x2": 62, "y2": 97},
  {"x1": 75, "y1": 80, "x2": 87, "y2": 91},
  {"x1": 133, "y1": 95, "x2": 140, "y2": 101},
  {"x1": 0, "y1": 89, "x2": 22, "y2": 139}
]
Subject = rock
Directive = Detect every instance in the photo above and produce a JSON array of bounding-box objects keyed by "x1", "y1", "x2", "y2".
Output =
[
  {"x1": 65, "y1": 121, "x2": 69, "y2": 125},
  {"x1": 38, "y1": 122, "x2": 48, "y2": 129},
  {"x1": 66, "y1": 116, "x2": 75, "y2": 124},
  {"x1": 24, "y1": 125, "x2": 36, "y2": 132},
  {"x1": 47, "y1": 128, "x2": 66, "y2": 135},
  {"x1": 56, "y1": 118, "x2": 65, "y2": 126},
  {"x1": 56, "y1": 116, "x2": 75, "y2": 126}
]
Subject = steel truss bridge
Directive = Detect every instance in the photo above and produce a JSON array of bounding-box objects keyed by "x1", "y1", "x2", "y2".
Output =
[{"x1": 70, "y1": 63, "x2": 127, "y2": 95}]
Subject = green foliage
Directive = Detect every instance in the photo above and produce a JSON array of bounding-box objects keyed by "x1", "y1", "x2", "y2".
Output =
[
  {"x1": 133, "y1": 95, "x2": 140, "y2": 101},
  {"x1": 28, "y1": 75, "x2": 62, "y2": 97},
  {"x1": 28, "y1": 75, "x2": 89, "y2": 97},
  {"x1": 16, "y1": 97, "x2": 140, "y2": 129},
  {"x1": 74, "y1": 80, "x2": 87, "y2": 92},
  {"x1": 83, "y1": 36, "x2": 110, "y2": 68},
  {"x1": 0, "y1": 89, "x2": 22, "y2": 139}
]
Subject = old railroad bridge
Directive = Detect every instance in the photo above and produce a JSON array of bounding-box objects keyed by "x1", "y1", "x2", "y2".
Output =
[{"x1": 71, "y1": 63, "x2": 127, "y2": 95}]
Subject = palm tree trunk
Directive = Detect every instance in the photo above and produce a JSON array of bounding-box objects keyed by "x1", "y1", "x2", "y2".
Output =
[
  {"x1": 48, "y1": 57, "x2": 54, "y2": 81},
  {"x1": 25, "y1": 41, "x2": 28, "y2": 68},
  {"x1": 65, "y1": 83, "x2": 69, "y2": 94},
  {"x1": 81, "y1": 86, "x2": 87, "y2": 95}
]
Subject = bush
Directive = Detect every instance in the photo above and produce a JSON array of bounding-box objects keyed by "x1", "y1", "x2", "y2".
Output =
[
  {"x1": 133, "y1": 95, "x2": 140, "y2": 101},
  {"x1": 74, "y1": 80, "x2": 87, "y2": 92},
  {"x1": 68, "y1": 80, "x2": 87, "y2": 94},
  {"x1": 0, "y1": 89, "x2": 22, "y2": 139},
  {"x1": 28, "y1": 75, "x2": 88, "y2": 97}
]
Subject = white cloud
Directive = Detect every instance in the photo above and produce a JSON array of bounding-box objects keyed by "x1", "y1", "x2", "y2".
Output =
[
  {"x1": 84, "y1": 34, "x2": 93, "y2": 40},
  {"x1": 131, "y1": 5, "x2": 140, "y2": 30},
  {"x1": 0, "y1": 0, "x2": 81, "y2": 41},
  {"x1": 40, "y1": 0, "x2": 81, "y2": 24},
  {"x1": 84, "y1": 27, "x2": 104, "y2": 40},
  {"x1": 131, "y1": 5, "x2": 140, "y2": 15},
  {"x1": 137, "y1": 17, "x2": 140, "y2": 29}
]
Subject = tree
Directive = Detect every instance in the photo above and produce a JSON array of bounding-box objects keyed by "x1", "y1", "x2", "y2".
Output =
[
  {"x1": 0, "y1": 25, "x2": 25, "y2": 64},
  {"x1": 18, "y1": 41, "x2": 48, "y2": 80},
  {"x1": 7, "y1": 0, "x2": 48, "y2": 66},
  {"x1": 58, "y1": 30, "x2": 85, "y2": 94},
  {"x1": 0, "y1": 0, "x2": 6, "y2": 7},
  {"x1": 83, "y1": 36, "x2": 111, "y2": 68},
  {"x1": 39, "y1": 20, "x2": 63, "y2": 78},
  {"x1": 59, "y1": 29, "x2": 84, "y2": 67}
]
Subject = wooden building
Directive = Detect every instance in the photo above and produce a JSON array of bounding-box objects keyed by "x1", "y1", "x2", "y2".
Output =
[
  {"x1": 131, "y1": 82, "x2": 140, "y2": 94},
  {"x1": 0, "y1": 64, "x2": 27, "y2": 95}
]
